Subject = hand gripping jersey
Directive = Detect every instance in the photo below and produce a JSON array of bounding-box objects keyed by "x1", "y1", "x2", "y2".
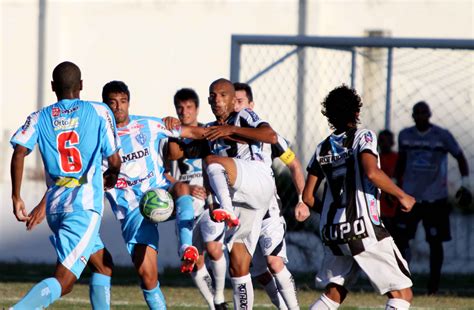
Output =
[
  {"x1": 307, "y1": 128, "x2": 390, "y2": 256},
  {"x1": 399, "y1": 125, "x2": 461, "y2": 201},
  {"x1": 207, "y1": 108, "x2": 268, "y2": 161},
  {"x1": 10, "y1": 99, "x2": 120, "y2": 215},
  {"x1": 105, "y1": 115, "x2": 181, "y2": 220}
]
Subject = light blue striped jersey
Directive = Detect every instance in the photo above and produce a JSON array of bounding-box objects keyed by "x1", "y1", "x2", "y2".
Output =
[
  {"x1": 105, "y1": 115, "x2": 181, "y2": 220},
  {"x1": 10, "y1": 99, "x2": 120, "y2": 215}
]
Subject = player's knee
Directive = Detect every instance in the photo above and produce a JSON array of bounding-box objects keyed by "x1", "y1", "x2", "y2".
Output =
[
  {"x1": 266, "y1": 256, "x2": 284, "y2": 274},
  {"x1": 58, "y1": 279, "x2": 75, "y2": 296},
  {"x1": 229, "y1": 258, "x2": 250, "y2": 277},
  {"x1": 173, "y1": 181, "x2": 190, "y2": 196},
  {"x1": 206, "y1": 242, "x2": 223, "y2": 260},
  {"x1": 139, "y1": 270, "x2": 158, "y2": 290},
  {"x1": 204, "y1": 155, "x2": 220, "y2": 165},
  {"x1": 325, "y1": 283, "x2": 348, "y2": 303},
  {"x1": 387, "y1": 287, "x2": 413, "y2": 303}
]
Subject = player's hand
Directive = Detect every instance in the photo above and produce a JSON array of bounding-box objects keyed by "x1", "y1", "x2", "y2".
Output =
[
  {"x1": 12, "y1": 197, "x2": 30, "y2": 222},
  {"x1": 163, "y1": 116, "x2": 181, "y2": 130},
  {"x1": 103, "y1": 169, "x2": 119, "y2": 190},
  {"x1": 26, "y1": 202, "x2": 46, "y2": 231},
  {"x1": 190, "y1": 185, "x2": 207, "y2": 200},
  {"x1": 294, "y1": 201, "x2": 310, "y2": 222},
  {"x1": 399, "y1": 193, "x2": 416, "y2": 212},
  {"x1": 205, "y1": 125, "x2": 235, "y2": 141},
  {"x1": 456, "y1": 187, "x2": 472, "y2": 207}
]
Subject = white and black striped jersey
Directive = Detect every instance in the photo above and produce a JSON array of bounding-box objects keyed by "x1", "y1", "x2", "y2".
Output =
[
  {"x1": 307, "y1": 128, "x2": 390, "y2": 256},
  {"x1": 206, "y1": 108, "x2": 268, "y2": 161}
]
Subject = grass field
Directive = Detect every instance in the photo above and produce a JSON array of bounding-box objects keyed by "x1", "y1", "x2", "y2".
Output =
[{"x1": 1, "y1": 263, "x2": 474, "y2": 309}]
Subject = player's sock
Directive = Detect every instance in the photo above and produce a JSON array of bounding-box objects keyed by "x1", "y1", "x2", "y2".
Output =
[
  {"x1": 385, "y1": 298, "x2": 410, "y2": 310},
  {"x1": 274, "y1": 266, "x2": 299, "y2": 310},
  {"x1": 206, "y1": 163, "x2": 233, "y2": 210},
  {"x1": 142, "y1": 282, "x2": 166, "y2": 310},
  {"x1": 263, "y1": 277, "x2": 288, "y2": 310},
  {"x1": 12, "y1": 277, "x2": 62, "y2": 309},
  {"x1": 89, "y1": 272, "x2": 111, "y2": 310},
  {"x1": 231, "y1": 274, "x2": 254, "y2": 309},
  {"x1": 210, "y1": 255, "x2": 227, "y2": 304},
  {"x1": 309, "y1": 294, "x2": 340, "y2": 310},
  {"x1": 191, "y1": 266, "x2": 215, "y2": 309},
  {"x1": 176, "y1": 195, "x2": 194, "y2": 248}
]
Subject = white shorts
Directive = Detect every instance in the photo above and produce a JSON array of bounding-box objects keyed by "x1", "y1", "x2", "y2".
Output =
[
  {"x1": 316, "y1": 237, "x2": 412, "y2": 295},
  {"x1": 225, "y1": 159, "x2": 274, "y2": 255},
  {"x1": 193, "y1": 209, "x2": 226, "y2": 253}
]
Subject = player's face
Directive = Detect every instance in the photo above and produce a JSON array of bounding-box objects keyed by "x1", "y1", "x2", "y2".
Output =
[
  {"x1": 378, "y1": 134, "x2": 394, "y2": 153},
  {"x1": 412, "y1": 105, "x2": 431, "y2": 127},
  {"x1": 175, "y1": 100, "x2": 198, "y2": 126},
  {"x1": 234, "y1": 90, "x2": 254, "y2": 112},
  {"x1": 105, "y1": 92, "x2": 130, "y2": 127},
  {"x1": 208, "y1": 82, "x2": 235, "y2": 120}
]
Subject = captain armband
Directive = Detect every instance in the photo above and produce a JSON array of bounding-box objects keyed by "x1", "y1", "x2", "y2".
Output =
[{"x1": 279, "y1": 147, "x2": 296, "y2": 165}]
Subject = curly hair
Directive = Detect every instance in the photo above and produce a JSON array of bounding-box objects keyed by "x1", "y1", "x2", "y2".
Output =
[{"x1": 321, "y1": 85, "x2": 363, "y2": 130}]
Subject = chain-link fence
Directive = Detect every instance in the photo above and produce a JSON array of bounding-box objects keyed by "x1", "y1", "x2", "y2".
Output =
[{"x1": 230, "y1": 35, "x2": 474, "y2": 272}]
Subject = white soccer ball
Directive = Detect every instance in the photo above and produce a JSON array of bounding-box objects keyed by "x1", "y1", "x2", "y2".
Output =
[{"x1": 139, "y1": 188, "x2": 174, "y2": 223}]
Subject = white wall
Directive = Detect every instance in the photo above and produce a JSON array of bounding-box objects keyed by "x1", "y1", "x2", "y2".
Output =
[{"x1": 1, "y1": 0, "x2": 472, "y2": 269}]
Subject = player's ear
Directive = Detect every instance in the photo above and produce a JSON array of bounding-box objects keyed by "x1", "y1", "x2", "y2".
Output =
[
  {"x1": 79, "y1": 80, "x2": 83, "y2": 91},
  {"x1": 51, "y1": 81, "x2": 55, "y2": 92},
  {"x1": 250, "y1": 101, "x2": 255, "y2": 110}
]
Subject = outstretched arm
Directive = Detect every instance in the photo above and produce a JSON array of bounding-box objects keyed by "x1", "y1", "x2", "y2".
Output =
[
  {"x1": 11, "y1": 145, "x2": 30, "y2": 222},
  {"x1": 205, "y1": 124, "x2": 277, "y2": 144},
  {"x1": 361, "y1": 152, "x2": 415, "y2": 212}
]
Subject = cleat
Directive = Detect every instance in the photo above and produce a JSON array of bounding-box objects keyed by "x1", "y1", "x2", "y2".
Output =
[
  {"x1": 212, "y1": 209, "x2": 239, "y2": 228},
  {"x1": 181, "y1": 245, "x2": 199, "y2": 273},
  {"x1": 214, "y1": 302, "x2": 229, "y2": 310}
]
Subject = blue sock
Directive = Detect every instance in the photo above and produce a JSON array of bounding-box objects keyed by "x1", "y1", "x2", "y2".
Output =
[
  {"x1": 89, "y1": 273, "x2": 111, "y2": 310},
  {"x1": 143, "y1": 282, "x2": 166, "y2": 310},
  {"x1": 176, "y1": 195, "x2": 194, "y2": 249},
  {"x1": 13, "y1": 277, "x2": 62, "y2": 309}
]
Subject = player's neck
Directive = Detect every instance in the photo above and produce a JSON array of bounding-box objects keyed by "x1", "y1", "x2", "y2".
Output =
[
  {"x1": 117, "y1": 118, "x2": 130, "y2": 128},
  {"x1": 56, "y1": 91, "x2": 80, "y2": 101},
  {"x1": 415, "y1": 122, "x2": 431, "y2": 132}
]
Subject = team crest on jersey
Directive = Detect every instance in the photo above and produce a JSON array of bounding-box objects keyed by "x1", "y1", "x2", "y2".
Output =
[
  {"x1": 368, "y1": 198, "x2": 380, "y2": 225},
  {"x1": 116, "y1": 178, "x2": 128, "y2": 189},
  {"x1": 263, "y1": 237, "x2": 273, "y2": 249},
  {"x1": 52, "y1": 107, "x2": 60, "y2": 117},
  {"x1": 364, "y1": 131, "x2": 373, "y2": 143},
  {"x1": 135, "y1": 132, "x2": 147, "y2": 146}
]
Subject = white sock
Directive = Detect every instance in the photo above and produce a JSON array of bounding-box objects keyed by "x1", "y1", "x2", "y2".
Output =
[
  {"x1": 191, "y1": 266, "x2": 215, "y2": 309},
  {"x1": 231, "y1": 274, "x2": 254, "y2": 309},
  {"x1": 210, "y1": 255, "x2": 227, "y2": 304},
  {"x1": 386, "y1": 298, "x2": 410, "y2": 310},
  {"x1": 207, "y1": 163, "x2": 233, "y2": 210},
  {"x1": 264, "y1": 278, "x2": 288, "y2": 310},
  {"x1": 274, "y1": 267, "x2": 299, "y2": 310},
  {"x1": 310, "y1": 294, "x2": 340, "y2": 310}
]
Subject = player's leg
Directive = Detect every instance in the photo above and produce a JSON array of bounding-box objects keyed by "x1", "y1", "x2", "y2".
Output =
[
  {"x1": 88, "y1": 245, "x2": 114, "y2": 310},
  {"x1": 252, "y1": 246, "x2": 287, "y2": 309},
  {"x1": 354, "y1": 237, "x2": 413, "y2": 309},
  {"x1": 422, "y1": 199, "x2": 451, "y2": 295},
  {"x1": 12, "y1": 210, "x2": 101, "y2": 309},
  {"x1": 229, "y1": 242, "x2": 254, "y2": 309},
  {"x1": 310, "y1": 284, "x2": 347, "y2": 310},
  {"x1": 121, "y1": 208, "x2": 166, "y2": 309},
  {"x1": 190, "y1": 214, "x2": 216, "y2": 309},
  {"x1": 170, "y1": 181, "x2": 198, "y2": 272}
]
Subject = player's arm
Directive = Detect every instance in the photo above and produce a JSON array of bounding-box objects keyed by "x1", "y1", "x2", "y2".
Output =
[
  {"x1": 205, "y1": 123, "x2": 277, "y2": 144},
  {"x1": 26, "y1": 192, "x2": 47, "y2": 231},
  {"x1": 168, "y1": 139, "x2": 185, "y2": 160},
  {"x1": 103, "y1": 152, "x2": 121, "y2": 189},
  {"x1": 361, "y1": 152, "x2": 415, "y2": 212},
  {"x1": 11, "y1": 145, "x2": 31, "y2": 222},
  {"x1": 284, "y1": 156, "x2": 310, "y2": 221},
  {"x1": 302, "y1": 173, "x2": 321, "y2": 209},
  {"x1": 454, "y1": 151, "x2": 471, "y2": 206}
]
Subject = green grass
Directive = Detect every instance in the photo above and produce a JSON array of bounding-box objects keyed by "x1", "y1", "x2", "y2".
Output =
[{"x1": 1, "y1": 263, "x2": 474, "y2": 309}]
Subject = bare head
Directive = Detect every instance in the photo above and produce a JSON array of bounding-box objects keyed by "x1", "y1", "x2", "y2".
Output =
[
  {"x1": 51, "y1": 61, "x2": 82, "y2": 100},
  {"x1": 174, "y1": 88, "x2": 200, "y2": 126},
  {"x1": 208, "y1": 78, "x2": 235, "y2": 121},
  {"x1": 412, "y1": 101, "x2": 431, "y2": 131}
]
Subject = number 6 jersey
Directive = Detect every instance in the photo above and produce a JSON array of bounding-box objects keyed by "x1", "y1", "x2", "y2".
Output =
[{"x1": 10, "y1": 99, "x2": 120, "y2": 215}]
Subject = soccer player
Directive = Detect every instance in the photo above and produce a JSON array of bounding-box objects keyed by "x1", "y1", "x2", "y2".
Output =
[
  {"x1": 302, "y1": 85, "x2": 415, "y2": 310},
  {"x1": 168, "y1": 88, "x2": 228, "y2": 310},
  {"x1": 395, "y1": 101, "x2": 471, "y2": 295},
  {"x1": 234, "y1": 82, "x2": 307, "y2": 310},
  {"x1": 101, "y1": 81, "x2": 200, "y2": 309},
  {"x1": 9, "y1": 61, "x2": 121, "y2": 309}
]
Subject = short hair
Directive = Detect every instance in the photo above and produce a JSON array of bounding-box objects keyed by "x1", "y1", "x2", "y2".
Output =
[
  {"x1": 378, "y1": 129, "x2": 394, "y2": 139},
  {"x1": 102, "y1": 81, "x2": 130, "y2": 103},
  {"x1": 52, "y1": 61, "x2": 81, "y2": 92},
  {"x1": 413, "y1": 101, "x2": 431, "y2": 113},
  {"x1": 174, "y1": 88, "x2": 199, "y2": 108},
  {"x1": 209, "y1": 78, "x2": 234, "y2": 93},
  {"x1": 321, "y1": 85, "x2": 363, "y2": 130},
  {"x1": 233, "y1": 82, "x2": 253, "y2": 102}
]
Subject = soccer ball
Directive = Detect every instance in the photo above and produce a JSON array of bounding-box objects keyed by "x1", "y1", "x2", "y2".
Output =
[{"x1": 139, "y1": 188, "x2": 174, "y2": 223}]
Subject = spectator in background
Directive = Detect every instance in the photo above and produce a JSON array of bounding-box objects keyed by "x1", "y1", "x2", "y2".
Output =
[
  {"x1": 378, "y1": 130, "x2": 399, "y2": 237},
  {"x1": 395, "y1": 101, "x2": 472, "y2": 295}
]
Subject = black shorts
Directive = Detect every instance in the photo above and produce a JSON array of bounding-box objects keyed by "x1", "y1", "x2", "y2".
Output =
[{"x1": 396, "y1": 199, "x2": 451, "y2": 242}]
